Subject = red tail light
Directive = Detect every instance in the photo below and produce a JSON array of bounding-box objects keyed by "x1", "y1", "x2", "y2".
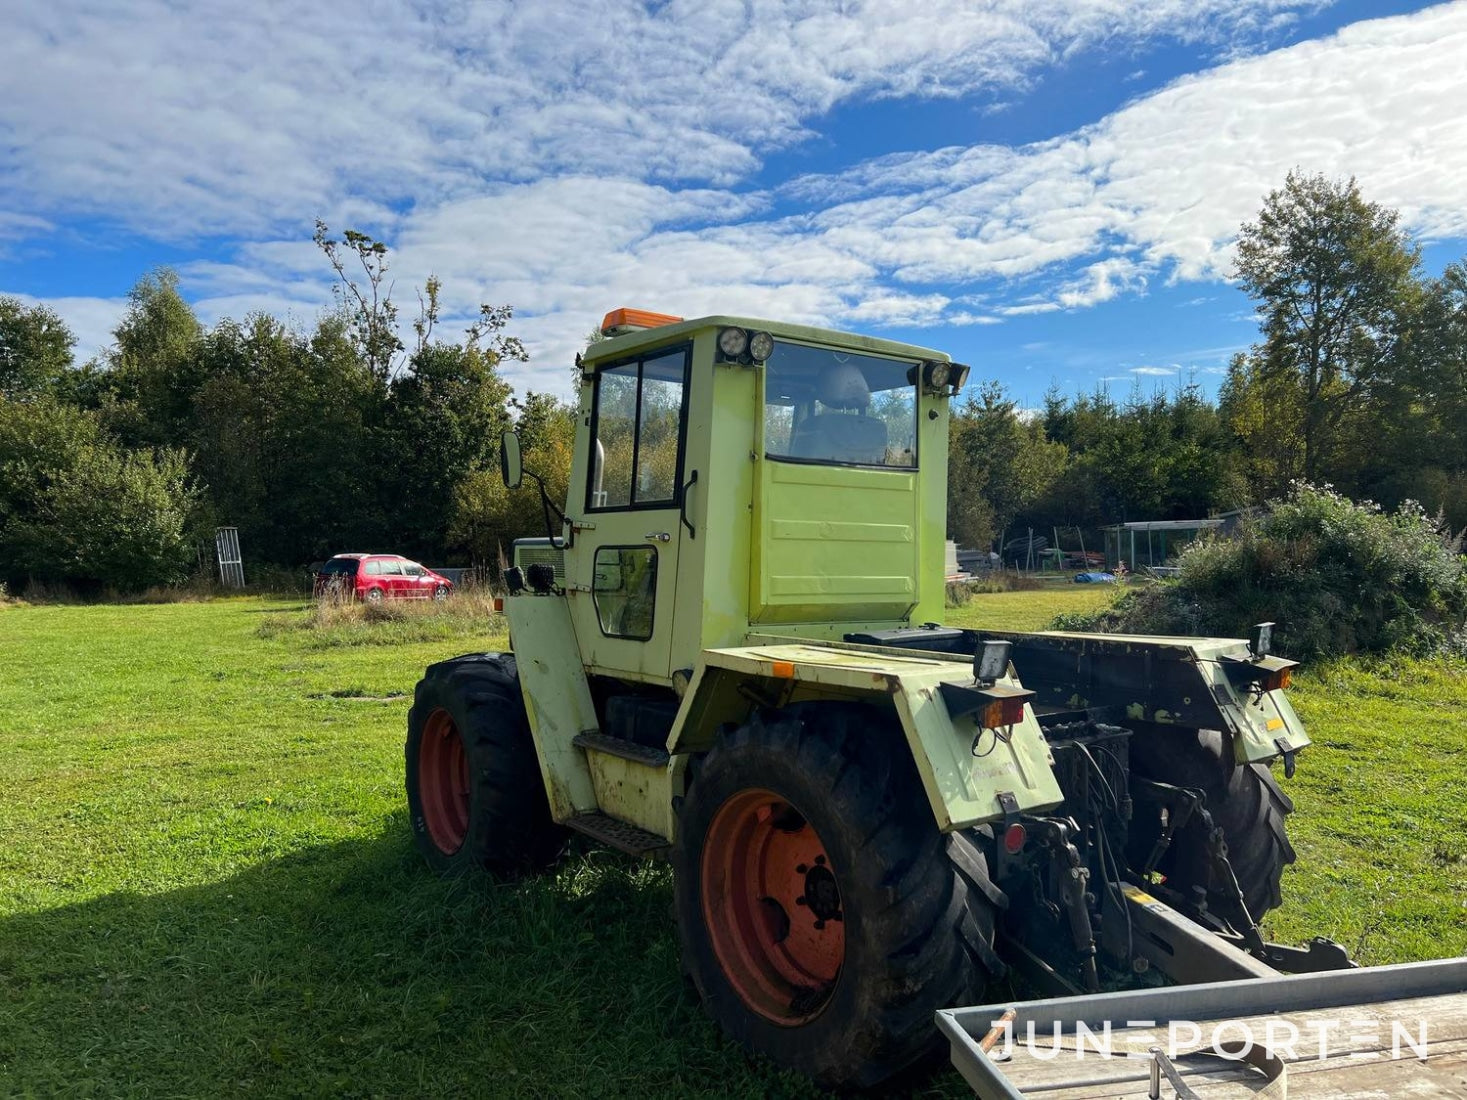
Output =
[
  {"x1": 980, "y1": 695, "x2": 1027, "y2": 729},
  {"x1": 1222, "y1": 653, "x2": 1298, "y2": 694},
  {"x1": 1260, "y1": 666, "x2": 1293, "y2": 692}
]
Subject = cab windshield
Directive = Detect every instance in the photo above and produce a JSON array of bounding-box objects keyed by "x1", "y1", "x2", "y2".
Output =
[{"x1": 762, "y1": 340, "x2": 916, "y2": 468}]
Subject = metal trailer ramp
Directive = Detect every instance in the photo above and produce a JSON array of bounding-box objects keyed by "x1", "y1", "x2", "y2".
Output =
[{"x1": 937, "y1": 956, "x2": 1467, "y2": 1098}]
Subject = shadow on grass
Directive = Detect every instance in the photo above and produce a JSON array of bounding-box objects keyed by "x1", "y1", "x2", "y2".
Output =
[{"x1": 0, "y1": 817, "x2": 833, "y2": 1099}]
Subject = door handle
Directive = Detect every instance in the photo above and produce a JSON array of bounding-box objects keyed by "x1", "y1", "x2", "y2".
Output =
[
  {"x1": 645, "y1": 531, "x2": 671, "y2": 542},
  {"x1": 680, "y1": 469, "x2": 698, "y2": 539}
]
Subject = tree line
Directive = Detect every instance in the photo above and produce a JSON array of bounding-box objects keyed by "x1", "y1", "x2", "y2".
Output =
[
  {"x1": 0, "y1": 228, "x2": 574, "y2": 592},
  {"x1": 948, "y1": 172, "x2": 1467, "y2": 553},
  {"x1": 1, "y1": 174, "x2": 1464, "y2": 593}
]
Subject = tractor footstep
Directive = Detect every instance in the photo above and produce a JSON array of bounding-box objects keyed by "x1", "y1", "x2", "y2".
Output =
[{"x1": 567, "y1": 811, "x2": 670, "y2": 856}]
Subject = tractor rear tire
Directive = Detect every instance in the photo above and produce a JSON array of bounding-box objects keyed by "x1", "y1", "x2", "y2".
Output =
[
  {"x1": 405, "y1": 653, "x2": 565, "y2": 875},
  {"x1": 1129, "y1": 727, "x2": 1296, "y2": 921},
  {"x1": 672, "y1": 702, "x2": 1001, "y2": 1091}
]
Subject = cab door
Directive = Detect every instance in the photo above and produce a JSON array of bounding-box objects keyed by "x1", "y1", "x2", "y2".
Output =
[{"x1": 572, "y1": 344, "x2": 691, "y2": 684}]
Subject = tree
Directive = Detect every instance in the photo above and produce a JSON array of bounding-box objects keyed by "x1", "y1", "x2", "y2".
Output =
[
  {"x1": 0, "y1": 297, "x2": 74, "y2": 398},
  {"x1": 0, "y1": 395, "x2": 199, "y2": 591},
  {"x1": 0, "y1": 395, "x2": 101, "y2": 539},
  {"x1": 188, "y1": 313, "x2": 386, "y2": 564},
  {"x1": 314, "y1": 221, "x2": 406, "y2": 380},
  {"x1": 103, "y1": 270, "x2": 206, "y2": 449},
  {"x1": 948, "y1": 382, "x2": 1067, "y2": 548},
  {"x1": 1232, "y1": 172, "x2": 1421, "y2": 484},
  {"x1": 448, "y1": 391, "x2": 577, "y2": 569}
]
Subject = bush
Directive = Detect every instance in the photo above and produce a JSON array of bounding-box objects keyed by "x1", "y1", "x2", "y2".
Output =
[
  {"x1": 1053, "y1": 484, "x2": 1467, "y2": 659},
  {"x1": 0, "y1": 395, "x2": 202, "y2": 593},
  {"x1": 5, "y1": 443, "x2": 199, "y2": 592}
]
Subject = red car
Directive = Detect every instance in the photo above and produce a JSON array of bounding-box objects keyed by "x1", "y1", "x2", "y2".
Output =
[{"x1": 314, "y1": 554, "x2": 454, "y2": 603}]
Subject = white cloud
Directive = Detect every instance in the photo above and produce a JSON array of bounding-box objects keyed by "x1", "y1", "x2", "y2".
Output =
[
  {"x1": 15, "y1": 2, "x2": 1467, "y2": 403},
  {"x1": 0, "y1": 0, "x2": 1325, "y2": 241},
  {"x1": 1130, "y1": 365, "x2": 1178, "y2": 376},
  {"x1": 1, "y1": 293, "x2": 128, "y2": 365},
  {"x1": 999, "y1": 302, "x2": 1063, "y2": 316},
  {"x1": 782, "y1": 4, "x2": 1467, "y2": 292}
]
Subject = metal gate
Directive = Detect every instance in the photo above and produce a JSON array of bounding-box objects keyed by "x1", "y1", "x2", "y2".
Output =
[{"x1": 215, "y1": 527, "x2": 245, "y2": 589}]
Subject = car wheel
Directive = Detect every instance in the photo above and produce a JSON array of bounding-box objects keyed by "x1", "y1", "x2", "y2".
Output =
[
  {"x1": 433, "y1": 585, "x2": 450, "y2": 601},
  {"x1": 365, "y1": 586, "x2": 385, "y2": 604}
]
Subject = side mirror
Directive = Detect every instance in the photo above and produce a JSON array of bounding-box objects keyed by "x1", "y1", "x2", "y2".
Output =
[{"x1": 500, "y1": 429, "x2": 523, "y2": 489}]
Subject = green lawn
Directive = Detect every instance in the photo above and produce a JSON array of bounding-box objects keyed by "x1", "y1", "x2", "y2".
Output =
[
  {"x1": 0, "y1": 593, "x2": 1463, "y2": 1096},
  {"x1": 944, "y1": 584, "x2": 1113, "y2": 631}
]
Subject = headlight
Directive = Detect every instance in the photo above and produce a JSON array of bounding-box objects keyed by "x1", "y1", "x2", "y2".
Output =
[
  {"x1": 919, "y1": 359, "x2": 970, "y2": 395},
  {"x1": 718, "y1": 326, "x2": 748, "y2": 359},
  {"x1": 748, "y1": 331, "x2": 775, "y2": 361}
]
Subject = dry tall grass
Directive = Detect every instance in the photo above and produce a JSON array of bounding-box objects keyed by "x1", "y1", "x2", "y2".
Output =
[{"x1": 258, "y1": 586, "x2": 507, "y2": 648}]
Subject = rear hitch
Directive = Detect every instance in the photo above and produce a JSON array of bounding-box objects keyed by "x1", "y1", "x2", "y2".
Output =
[
  {"x1": 1033, "y1": 818, "x2": 1101, "y2": 993},
  {"x1": 1132, "y1": 777, "x2": 1267, "y2": 956}
]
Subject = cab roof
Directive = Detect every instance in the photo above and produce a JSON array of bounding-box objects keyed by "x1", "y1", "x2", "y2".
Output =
[{"x1": 580, "y1": 313, "x2": 950, "y2": 369}]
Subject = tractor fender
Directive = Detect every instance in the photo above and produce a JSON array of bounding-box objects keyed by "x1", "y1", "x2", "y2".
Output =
[
  {"x1": 504, "y1": 593, "x2": 599, "y2": 821},
  {"x1": 667, "y1": 641, "x2": 1065, "y2": 831}
]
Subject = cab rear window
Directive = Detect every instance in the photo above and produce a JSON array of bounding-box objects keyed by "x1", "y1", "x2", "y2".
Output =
[{"x1": 320, "y1": 559, "x2": 359, "y2": 575}]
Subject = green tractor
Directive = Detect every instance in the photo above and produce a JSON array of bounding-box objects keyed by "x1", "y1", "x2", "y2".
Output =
[{"x1": 405, "y1": 308, "x2": 1311, "y2": 1090}]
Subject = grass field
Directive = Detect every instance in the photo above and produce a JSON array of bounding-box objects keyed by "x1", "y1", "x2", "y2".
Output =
[{"x1": 1, "y1": 590, "x2": 1463, "y2": 1097}]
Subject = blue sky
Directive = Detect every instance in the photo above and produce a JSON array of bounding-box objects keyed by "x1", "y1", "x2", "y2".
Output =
[{"x1": 3, "y1": 0, "x2": 1466, "y2": 406}]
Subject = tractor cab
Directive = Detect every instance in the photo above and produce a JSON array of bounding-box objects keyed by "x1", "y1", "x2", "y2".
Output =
[{"x1": 553, "y1": 309, "x2": 967, "y2": 686}]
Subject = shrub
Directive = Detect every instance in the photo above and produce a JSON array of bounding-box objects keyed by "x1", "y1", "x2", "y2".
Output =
[
  {"x1": 1053, "y1": 484, "x2": 1467, "y2": 659},
  {"x1": 0, "y1": 395, "x2": 201, "y2": 593},
  {"x1": 5, "y1": 443, "x2": 199, "y2": 592}
]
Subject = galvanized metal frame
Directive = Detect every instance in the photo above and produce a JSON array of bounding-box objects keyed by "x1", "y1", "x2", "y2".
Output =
[{"x1": 936, "y1": 957, "x2": 1467, "y2": 1098}]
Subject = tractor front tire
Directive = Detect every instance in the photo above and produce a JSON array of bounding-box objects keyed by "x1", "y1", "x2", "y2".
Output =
[
  {"x1": 1130, "y1": 726, "x2": 1296, "y2": 921},
  {"x1": 673, "y1": 703, "x2": 1001, "y2": 1091},
  {"x1": 405, "y1": 653, "x2": 565, "y2": 875}
]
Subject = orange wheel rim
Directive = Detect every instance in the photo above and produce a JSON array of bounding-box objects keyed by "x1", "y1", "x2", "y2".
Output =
[
  {"x1": 419, "y1": 708, "x2": 470, "y2": 854},
  {"x1": 700, "y1": 788, "x2": 844, "y2": 1024}
]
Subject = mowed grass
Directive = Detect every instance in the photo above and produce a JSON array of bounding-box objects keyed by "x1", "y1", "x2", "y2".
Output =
[
  {"x1": 1, "y1": 591, "x2": 1463, "y2": 1097},
  {"x1": 944, "y1": 584, "x2": 1113, "y2": 632}
]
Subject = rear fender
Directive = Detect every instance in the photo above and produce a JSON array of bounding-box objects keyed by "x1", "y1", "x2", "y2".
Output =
[{"x1": 668, "y1": 640, "x2": 1064, "y2": 831}]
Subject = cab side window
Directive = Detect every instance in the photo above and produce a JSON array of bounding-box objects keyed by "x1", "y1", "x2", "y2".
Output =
[{"x1": 588, "y1": 346, "x2": 689, "y2": 511}]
